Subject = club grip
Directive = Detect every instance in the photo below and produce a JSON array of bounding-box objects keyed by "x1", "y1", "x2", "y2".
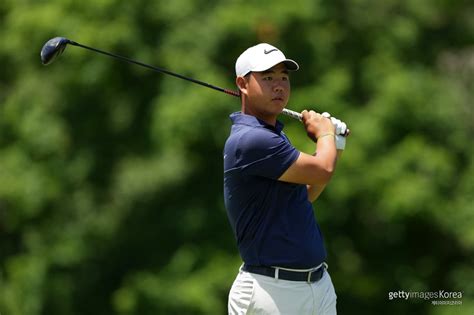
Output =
[
  {"x1": 281, "y1": 108, "x2": 302, "y2": 121},
  {"x1": 282, "y1": 108, "x2": 350, "y2": 137}
]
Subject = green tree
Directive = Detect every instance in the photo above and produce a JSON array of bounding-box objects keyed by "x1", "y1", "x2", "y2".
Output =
[{"x1": 1, "y1": 0, "x2": 472, "y2": 314}]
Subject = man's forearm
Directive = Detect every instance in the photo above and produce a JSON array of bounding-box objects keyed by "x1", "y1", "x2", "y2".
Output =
[{"x1": 307, "y1": 150, "x2": 343, "y2": 202}]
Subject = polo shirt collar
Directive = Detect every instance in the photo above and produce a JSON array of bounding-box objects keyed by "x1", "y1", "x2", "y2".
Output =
[{"x1": 230, "y1": 112, "x2": 285, "y2": 134}]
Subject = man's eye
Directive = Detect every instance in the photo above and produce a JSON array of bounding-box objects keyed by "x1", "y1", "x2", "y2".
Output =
[
  {"x1": 263, "y1": 76, "x2": 272, "y2": 81},
  {"x1": 282, "y1": 76, "x2": 289, "y2": 81}
]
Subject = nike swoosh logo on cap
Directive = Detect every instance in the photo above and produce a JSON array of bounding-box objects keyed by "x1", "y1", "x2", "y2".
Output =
[{"x1": 264, "y1": 48, "x2": 278, "y2": 54}]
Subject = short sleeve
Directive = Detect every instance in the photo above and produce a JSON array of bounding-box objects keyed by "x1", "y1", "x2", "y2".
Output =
[{"x1": 235, "y1": 128, "x2": 300, "y2": 179}]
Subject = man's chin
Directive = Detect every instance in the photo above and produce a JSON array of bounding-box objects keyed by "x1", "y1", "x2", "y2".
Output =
[{"x1": 270, "y1": 99, "x2": 286, "y2": 110}]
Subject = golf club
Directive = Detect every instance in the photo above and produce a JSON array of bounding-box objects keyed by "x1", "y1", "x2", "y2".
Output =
[{"x1": 40, "y1": 37, "x2": 347, "y2": 133}]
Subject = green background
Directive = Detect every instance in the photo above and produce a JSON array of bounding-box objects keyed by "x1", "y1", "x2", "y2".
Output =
[{"x1": 1, "y1": 0, "x2": 473, "y2": 314}]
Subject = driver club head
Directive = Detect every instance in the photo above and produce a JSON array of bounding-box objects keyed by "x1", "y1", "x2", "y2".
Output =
[{"x1": 40, "y1": 37, "x2": 71, "y2": 65}]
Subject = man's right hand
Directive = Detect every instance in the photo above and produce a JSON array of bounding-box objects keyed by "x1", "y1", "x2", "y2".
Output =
[
  {"x1": 279, "y1": 110, "x2": 338, "y2": 187},
  {"x1": 301, "y1": 110, "x2": 336, "y2": 143}
]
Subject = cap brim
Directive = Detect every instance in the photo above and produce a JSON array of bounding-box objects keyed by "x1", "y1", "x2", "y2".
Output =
[
  {"x1": 283, "y1": 59, "x2": 299, "y2": 71},
  {"x1": 251, "y1": 58, "x2": 299, "y2": 74}
]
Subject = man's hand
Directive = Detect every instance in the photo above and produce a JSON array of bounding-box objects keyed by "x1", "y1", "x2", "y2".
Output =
[
  {"x1": 301, "y1": 110, "x2": 335, "y2": 143},
  {"x1": 322, "y1": 112, "x2": 349, "y2": 136},
  {"x1": 321, "y1": 112, "x2": 349, "y2": 150},
  {"x1": 279, "y1": 110, "x2": 338, "y2": 186}
]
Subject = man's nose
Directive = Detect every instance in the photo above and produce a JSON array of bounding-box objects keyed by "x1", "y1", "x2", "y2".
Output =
[{"x1": 273, "y1": 80, "x2": 285, "y2": 92}]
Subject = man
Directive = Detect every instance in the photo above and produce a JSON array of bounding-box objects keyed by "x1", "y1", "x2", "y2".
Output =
[{"x1": 224, "y1": 43, "x2": 346, "y2": 315}]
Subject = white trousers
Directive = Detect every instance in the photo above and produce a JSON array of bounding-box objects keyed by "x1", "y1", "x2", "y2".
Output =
[{"x1": 228, "y1": 266, "x2": 337, "y2": 315}]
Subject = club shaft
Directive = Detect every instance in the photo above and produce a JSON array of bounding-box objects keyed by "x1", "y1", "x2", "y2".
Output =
[
  {"x1": 68, "y1": 41, "x2": 241, "y2": 97},
  {"x1": 67, "y1": 40, "x2": 303, "y2": 120}
]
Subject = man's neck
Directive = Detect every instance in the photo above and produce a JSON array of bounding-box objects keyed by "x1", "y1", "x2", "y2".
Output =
[{"x1": 242, "y1": 104, "x2": 277, "y2": 126}]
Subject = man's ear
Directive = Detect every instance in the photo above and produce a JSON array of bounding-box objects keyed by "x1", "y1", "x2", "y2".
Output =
[{"x1": 236, "y1": 76, "x2": 248, "y2": 96}]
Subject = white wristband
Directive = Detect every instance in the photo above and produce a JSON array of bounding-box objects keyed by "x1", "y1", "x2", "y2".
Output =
[{"x1": 336, "y1": 134, "x2": 346, "y2": 150}]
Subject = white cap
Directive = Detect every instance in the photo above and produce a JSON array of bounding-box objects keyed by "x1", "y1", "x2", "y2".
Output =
[{"x1": 235, "y1": 43, "x2": 299, "y2": 77}]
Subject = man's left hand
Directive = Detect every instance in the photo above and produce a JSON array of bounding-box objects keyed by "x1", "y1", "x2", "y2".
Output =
[{"x1": 322, "y1": 112, "x2": 349, "y2": 137}]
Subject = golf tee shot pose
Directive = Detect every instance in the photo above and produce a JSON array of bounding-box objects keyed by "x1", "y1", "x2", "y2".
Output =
[
  {"x1": 39, "y1": 36, "x2": 348, "y2": 314},
  {"x1": 224, "y1": 43, "x2": 347, "y2": 315}
]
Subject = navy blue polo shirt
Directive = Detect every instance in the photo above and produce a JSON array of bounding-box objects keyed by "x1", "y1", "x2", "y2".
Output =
[{"x1": 223, "y1": 112, "x2": 327, "y2": 269}]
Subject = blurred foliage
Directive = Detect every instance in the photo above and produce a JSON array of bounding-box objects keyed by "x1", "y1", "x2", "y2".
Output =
[{"x1": 0, "y1": 0, "x2": 473, "y2": 314}]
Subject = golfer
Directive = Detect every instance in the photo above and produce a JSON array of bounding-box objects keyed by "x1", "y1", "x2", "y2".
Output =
[{"x1": 224, "y1": 43, "x2": 345, "y2": 314}]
